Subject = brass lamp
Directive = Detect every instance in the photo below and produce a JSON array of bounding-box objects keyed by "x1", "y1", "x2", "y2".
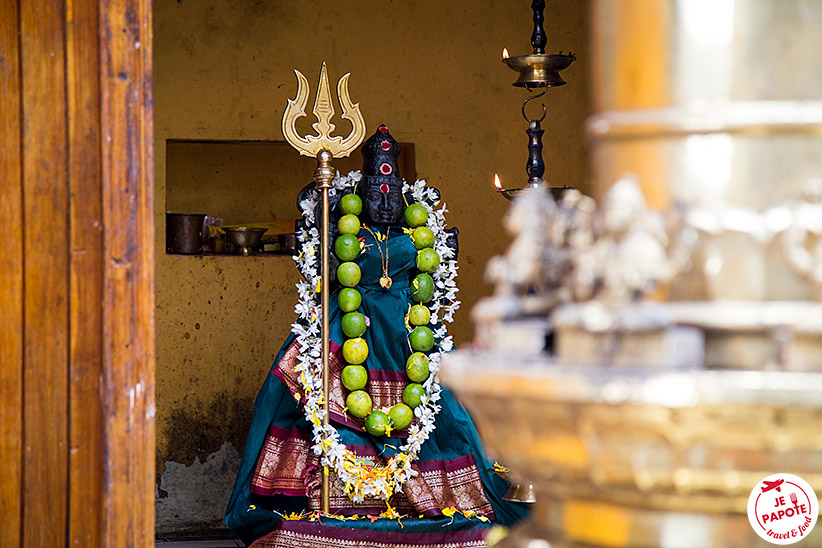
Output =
[
  {"x1": 504, "y1": 54, "x2": 575, "y2": 88},
  {"x1": 497, "y1": 0, "x2": 575, "y2": 200}
]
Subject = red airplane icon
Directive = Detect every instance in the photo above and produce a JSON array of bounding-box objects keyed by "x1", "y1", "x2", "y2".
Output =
[{"x1": 761, "y1": 479, "x2": 785, "y2": 493}]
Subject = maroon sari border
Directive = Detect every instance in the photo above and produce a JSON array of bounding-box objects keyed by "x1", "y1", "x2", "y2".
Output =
[
  {"x1": 271, "y1": 367, "x2": 296, "y2": 397},
  {"x1": 328, "y1": 410, "x2": 365, "y2": 431},
  {"x1": 271, "y1": 338, "x2": 416, "y2": 438},
  {"x1": 323, "y1": 505, "x2": 389, "y2": 516},
  {"x1": 330, "y1": 441, "x2": 380, "y2": 458},
  {"x1": 367, "y1": 368, "x2": 408, "y2": 382},
  {"x1": 265, "y1": 423, "x2": 308, "y2": 441},
  {"x1": 327, "y1": 410, "x2": 411, "y2": 439},
  {"x1": 252, "y1": 486, "x2": 310, "y2": 498},
  {"x1": 279, "y1": 519, "x2": 487, "y2": 544},
  {"x1": 415, "y1": 455, "x2": 476, "y2": 474},
  {"x1": 271, "y1": 340, "x2": 343, "y2": 393}
]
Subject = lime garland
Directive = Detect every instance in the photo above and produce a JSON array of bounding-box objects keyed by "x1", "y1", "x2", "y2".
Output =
[
  {"x1": 291, "y1": 171, "x2": 460, "y2": 503},
  {"x1": 336, "y1": 196, "x2": 437, "y2": 438}
]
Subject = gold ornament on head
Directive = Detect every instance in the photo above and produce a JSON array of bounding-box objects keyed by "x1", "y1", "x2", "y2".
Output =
[{"x1": 282, "y1": 62, "x2": 366, "y2": 158}]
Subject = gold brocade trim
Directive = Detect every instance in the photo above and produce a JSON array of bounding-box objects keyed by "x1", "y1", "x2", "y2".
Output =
[
  {"x1": 365, "y1": 380, "x2": 407, "y2": 413},
  {"x1": 306, "y1": 479, "x2": 400, "y2": 513},
  {"x1": 327, "y1": 351, "x2": 347, "y2": 418},
  {"x1": 303, "y1": 454, "x2": 494, "y2": 518},
  {"x1": 275, "y1": 342, "x2": 305, "y2": 401},
  {"x1": 252, "y1": 427, "x2": 316, "y2": 496},
  {"x1": 306, "y1": 474, "x2": 414, "y2": 514},
  {"x1": 275, "y1": 340, "x2": 416, "y2": 430},
  {"x1": 250, "y1": 527, "x2": 486, "y2": 548},
  {"x1": 403, "y1": 459, "x2": 495, "y2": 518},
  {"x1": 265, "y1": 345, "x2": 492, "y2": 515},
  {"x1": 253, "y1": 423, "x2": 493, "y2": 517},
  {"x1": 275, "y1": 340, "x2": 347, "y2": 416}
]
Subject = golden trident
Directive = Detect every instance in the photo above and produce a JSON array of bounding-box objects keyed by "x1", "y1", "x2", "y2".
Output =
[{"x1": 281, "y1": 62, "x2": 366, "y2": 513}]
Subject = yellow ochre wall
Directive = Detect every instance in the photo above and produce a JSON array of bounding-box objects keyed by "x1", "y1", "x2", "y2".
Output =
[{"x1": 153, "y1": 0, "x2": 590, "y2": 536}]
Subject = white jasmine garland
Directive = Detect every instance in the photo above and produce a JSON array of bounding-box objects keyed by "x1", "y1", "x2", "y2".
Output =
[{"x1": 289, "y1": 171, "x2": 460, "y2": 503}]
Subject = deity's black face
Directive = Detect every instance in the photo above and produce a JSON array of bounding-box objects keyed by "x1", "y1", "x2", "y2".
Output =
[{"x1": 358, "y1": 176, "x2": 404, "y2": 225}]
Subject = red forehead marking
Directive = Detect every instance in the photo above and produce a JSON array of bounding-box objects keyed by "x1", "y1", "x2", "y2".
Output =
[
  {"x1": 381, "y1": 140, "x2": 391, "y2": 151},
  {"x1": 380, "y1": 183, "x2": 389, "y2": 194},
  {"x1": 380, "y1": 163, "x2": 393, "y2": 175}
]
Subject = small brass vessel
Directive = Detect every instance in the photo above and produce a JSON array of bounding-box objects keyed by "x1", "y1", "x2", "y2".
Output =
[{"x1": 225, "y1": 227, "x2": 267, "y2": 256}]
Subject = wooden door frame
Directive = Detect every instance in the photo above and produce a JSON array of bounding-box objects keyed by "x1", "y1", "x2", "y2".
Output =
[
  {"x1": 98, "y1": 0, "x2": 156, "y2": 544},
  {"x1": 0, "y1": 0, "x2": 155, "y2": 546}
]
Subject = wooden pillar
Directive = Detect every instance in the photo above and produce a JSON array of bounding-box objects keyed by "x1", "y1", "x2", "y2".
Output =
[
  {"x1": 99, "y1": 0, "x2": 156, "y2": 544},
  {"x1": 68, "y1": 0, "x2": 105, "y2": 544},
  {"x1": 0, "y1": 0, "x2": 154, "y2": 546},
  {"x1": 0, "y1": 1, "x2": 25, "y2": 546}
]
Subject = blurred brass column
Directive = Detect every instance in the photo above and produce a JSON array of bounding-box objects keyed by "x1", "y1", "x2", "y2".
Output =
[
  {"x1": 588, "y1": 0, "x2": 822, "y2": 301},
  {"x1": 589, "y1": 0, "x2": 822, "y2": 207}
]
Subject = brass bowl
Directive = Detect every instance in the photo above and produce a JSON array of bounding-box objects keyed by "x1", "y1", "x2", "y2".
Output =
[{"x1": 224, "y1": 227, "x2": 267, "y2": 256}]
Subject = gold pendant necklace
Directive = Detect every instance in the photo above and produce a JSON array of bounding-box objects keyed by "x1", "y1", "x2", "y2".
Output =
[{"x1": 364, "y1": 226, "x2": 392, "y2": 288}]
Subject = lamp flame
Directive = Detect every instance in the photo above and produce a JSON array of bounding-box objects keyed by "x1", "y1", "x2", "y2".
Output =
[
  {"x1": 494, "y1": 173, "x2": 502, "y2": 189},
  {"x1": 502, "y1": 48, "x2": 510, "y2": 59}
]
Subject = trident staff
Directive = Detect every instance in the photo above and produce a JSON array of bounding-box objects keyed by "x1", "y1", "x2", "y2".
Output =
[{"x1": 281, "y1": 62, "x2": 366, "y2": 513}]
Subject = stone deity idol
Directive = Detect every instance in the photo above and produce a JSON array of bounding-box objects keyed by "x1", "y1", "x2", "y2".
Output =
[
  {"x1": 225, "y1": 126, "x2": 526, "y2": 548},
  {"x1": 356, "y1": 126, "x2": 405, "y2": 225}
]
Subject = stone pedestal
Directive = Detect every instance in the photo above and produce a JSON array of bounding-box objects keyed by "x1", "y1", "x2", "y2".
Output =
[
  {"x1": 552, "y1": 302, "x2": 703, "y2": 368},
  {"x1": 669, "y1": 302, "x2": 822, "y2": 371}
]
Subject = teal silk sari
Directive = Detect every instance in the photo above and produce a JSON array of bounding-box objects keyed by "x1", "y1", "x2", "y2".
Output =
[{"x1": 225, "y1": 227, "x2": 529, "y2": 547}]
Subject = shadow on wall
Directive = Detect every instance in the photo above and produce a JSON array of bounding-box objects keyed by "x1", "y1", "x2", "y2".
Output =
[{"x1": 156, "y1": 392, "x2": 254, "y2": 539}]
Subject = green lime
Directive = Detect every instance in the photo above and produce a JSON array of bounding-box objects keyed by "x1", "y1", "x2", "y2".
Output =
[
  {"x1": 408, "y1": 304, "x2": 431, "y2": 326},
  {"x1": 416, "y1": 248, "x2": 440, "y2": 273},
  {"x1": 341, "y1": 365, "x2": 368, "y2": 391},
  {"x1": 342, "y1": 337, "x2": 369, "y2": 364},
  {"x1": 337, "y1": 262, "x2": 361, "y2": 287},
  {"x1": 409, "y1": 326, "x2": 435, "y2": 352},
  {"x1": 341, "y1": 312, "x2": 367, "y2": 338},
  {"x1": 341, "y1": 194, "x2": 363, "y2": 216},
  {"x1": 402, "y1": 383, "x2": 425, "y2": 408},
  {"x1": 364, "y1": 410, "x2": 390, "y2": 437},
  {"x1": 411, "y1": 273, "x2": 435, "y2": 303},
  {"x1": 338, "y1": 214, "x2": 361, "y2": 235},
  {"x1": 335, "y1": 234, "x2": 360, "y2": 261},
  {"x1": 338, "y1": 288, "x2": 362, "y2": 312},
  {"x1": 405, "y1": 352, "x2": 430, "y2": 382},
  {"x1": 389, "y1": 403, "x2": 414, "y2": 430},
  {"x1": 346, "y1": 390, "x2": 372, "y2": 418},
  {"x1": 412, "y1": 227, "x2": 435, "y2": 249},
  {"x1": 404, "y1": 204, "x2": 429, "y2": 228}
]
